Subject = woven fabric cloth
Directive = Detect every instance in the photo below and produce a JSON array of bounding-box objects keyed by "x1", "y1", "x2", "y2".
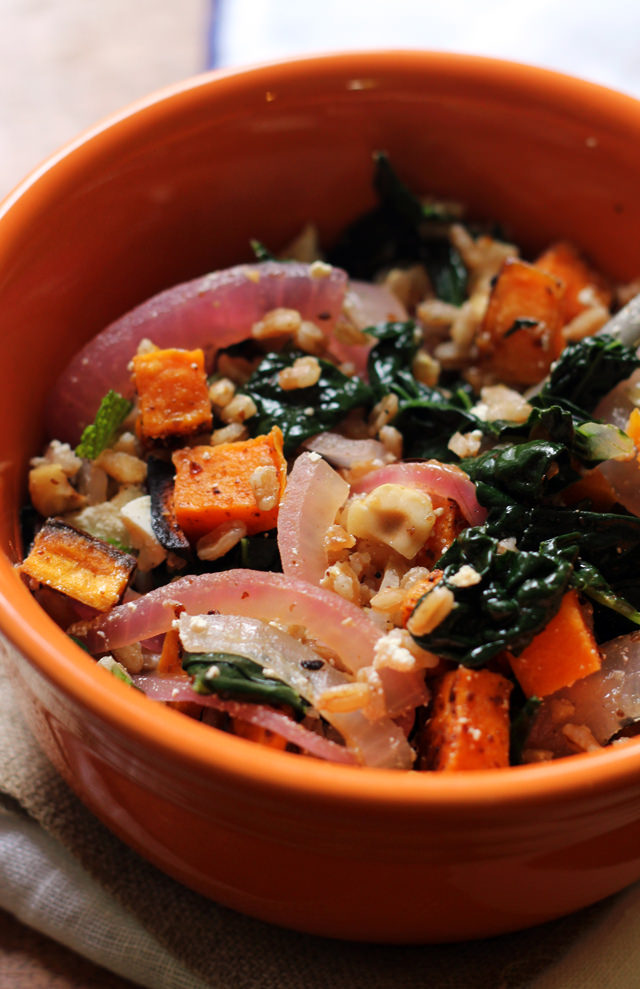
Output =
[{"x1": 3, "y1": 653, "x2": 640, "y2": 989}]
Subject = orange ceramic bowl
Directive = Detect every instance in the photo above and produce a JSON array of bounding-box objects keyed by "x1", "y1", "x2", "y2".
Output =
[{"x1": 3, "y1": 51, "x2": 640, "y2": 944}]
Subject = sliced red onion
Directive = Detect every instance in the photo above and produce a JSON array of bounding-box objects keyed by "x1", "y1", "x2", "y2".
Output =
[
  {"x1": 72, "y1": 568, "x2": 427, "y2": 721},
  {"x1": 131, "y1": 674, "x2": 357, "y2": 765},
  {"x1": 351, "y1": 460, "x2": 487, "y2": 526},
  {"x1": 176, "y1": 613, "x2": 414, "y2": 768},
  {"x1": 278, "y1": 452, "x2": 350, "y2": 584},
  {"x1": 303, "y1": 432, "x2": 393, "y2": 469},
  {"x1": 347, "y1": 280, "x2": 408, "y2": 329},
  {"x1": 46, "y1": 261, "x2": 348, "y2": 444},
  {"x1": 330, "y1": 280, "x2": 408, "y2": 374},
  {"x1": 593, "y1": 369, "x2": 640, "y2": 516},
  {"x1": 525, "y1": 630, "x2": 640, "y2": 758}
]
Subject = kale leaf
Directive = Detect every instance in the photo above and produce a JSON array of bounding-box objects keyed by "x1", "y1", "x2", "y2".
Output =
[
  {"x1": 244, "y1": 349, "x2": 372, "y2": 455},
  {"x1": 409, "y1": 498, "x2": 640, "y2": 665},
  {"x1": 183, "y1": 652, "x2": 308, "y2": 717},
  {"x1": 410, "y1": 528, "x2": 575, "y2": 666},
  {"x1": 537, "y1": 333, "x2": 640, "y2": 413},
  {"x1": 327, "y1": 152, "x2": 467, "y2": 304},
  {"x1": 459, "y1": 439, "x2": 578, "y2": 510},
  {"x1": 366, "y1": 322, "x2": 633, "y2": 466},
  {"x1": 366, "y1": 320, "x2": 495, "y2": 459}
]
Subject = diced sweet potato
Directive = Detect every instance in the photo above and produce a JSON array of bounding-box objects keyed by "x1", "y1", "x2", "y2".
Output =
[
  {"x1": 172, "y1": 427, "x2": 287, "y2": 542},
  {"x1": 419, "y1": 666, "x2": 512, "y2": 771},
  {"x1": 132, "y1": 347, "x2": 212, "y2": 442},
  {"x1": 420, "y1": 497, "x2": 468, "y2": 569},
  {"x1": 157, "y1": 627, "x2": 183, "y2": 675},
  {"x1": 561, "y1": 466, "x2": 619, "y2": 511},
  {"x1": 535, "y1": 241, "x2": 612, "y2": 323},
  {"x1": 232, "y1": 719, "x2": 289, "y2": 750},
  {"x1": 508, "y1": 589, "x2": 602, "y2": 698},
  {"x1": 19, "y1": 519, "x2": 136, "y2": 612},
  {"x1": 476, "y1": 257, "x2": 565, "y2": 386},
  {"x1": 627, "y1": 408, "x2": 640, "y2": 463}
]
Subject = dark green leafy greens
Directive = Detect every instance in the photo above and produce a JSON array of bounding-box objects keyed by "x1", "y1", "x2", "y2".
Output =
[
  {"x1": 410, "y1": 529, "x2": 576, "y2": 666},
  {"x1": 75, "y1": 390, "x2": 133, "y2": 460},
  {"x1": 183, "y1": 652, "x2": 308, "y2": 717},
  {"x1": 403, "y1": 335, "x2": 640, "y2": 663},
  {"x1": 244, "y1": 349, "x2": 372, "y2": 455},
  {"x1": 327, "y1": 152, "x2": 468, "y2": 305},
  {"x1": 366, "y1": 322, "x2": 635, "y2": 465},
  {"x1": 366, "y1": 320, "x2": 491, "y2": 460}
]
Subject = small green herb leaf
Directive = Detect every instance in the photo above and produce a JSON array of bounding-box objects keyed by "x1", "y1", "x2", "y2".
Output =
[
  {"x1": 250, "y1": 239, "x2": 276, "y2": 262},
  {"x1": 75, "y1": 390, "x2": 132, "y2": 460},
  {"x1": 504, "y1": 317, "x2": 539, "y2": 338},
  {"x1": 97, "y1": 655, "x2": 137, "y2": 687}
]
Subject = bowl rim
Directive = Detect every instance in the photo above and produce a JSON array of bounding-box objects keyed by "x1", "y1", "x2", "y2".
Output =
[{"x1": 4, "y1": 48, "x2": 640, "y2": 812}]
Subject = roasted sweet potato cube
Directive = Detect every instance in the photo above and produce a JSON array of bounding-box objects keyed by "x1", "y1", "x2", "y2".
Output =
[
  {"x1": 20, "y1": 519, "x2": 136, "y2": 612},
  {"x1": 508, "y1": 590, "x2": 602, "y2": 698},
  {"x1": 420, "y1": 667, "x2": 512, "y2": 771},
  {"x1": 535, "y1": 241, "x2": 612, "y2": 323},
  {"x1": 420, "y1": 497, "x2": 468, "y2": 570},
  {"x1": 476, "y1": 258, "x2": 565, "y2": 386},
  {"x1": 132, "y1": 347, "x2": 212, "y2": 442},
  {"x1": 172, "y1": 427, "x2": 287, "y2": 542}
]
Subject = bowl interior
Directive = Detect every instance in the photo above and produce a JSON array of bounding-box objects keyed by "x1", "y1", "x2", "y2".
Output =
[{"x1": 3, "y1": 50, "x2": 640, "y2": 808}]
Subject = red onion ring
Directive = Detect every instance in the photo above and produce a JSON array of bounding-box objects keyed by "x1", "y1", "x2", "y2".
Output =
[
  {"x1": 351, "y1": 460, "x2": 487, "y2": 526},
  {"x1": 46, "y1": 261, "x2": 348, "y2": 444},
  {"x1": 131, "y1": 674, "x2": 357, "y2": 765}
]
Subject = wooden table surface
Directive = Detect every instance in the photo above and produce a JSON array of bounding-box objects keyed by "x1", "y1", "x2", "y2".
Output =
[{"x1": 1, "y1": 3, "x2": 205, "y2": 985}]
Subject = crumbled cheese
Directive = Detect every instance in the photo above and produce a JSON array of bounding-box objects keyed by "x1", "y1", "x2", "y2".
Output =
[
  {"x1": 449, "y1": 565, "x2": 482, "y2": 588},
  {"x1": 189, "y1": 615, "x2": 211, "y2": 634},
  {"x1": 470, "y1": 384, "x2": 532, "y2": 424},
  {"x1": 120, "y1": 495, "x2": 167, "y2": 572},
  {"x1": 309, "y1": 260, "x2": 333, "y2": 279},
  {"x1": 447, "y1": 429, "x2": 483, "y2": 458},
  {"x1": 373, "y1": 629, "x2": 417, "y2": 672}
]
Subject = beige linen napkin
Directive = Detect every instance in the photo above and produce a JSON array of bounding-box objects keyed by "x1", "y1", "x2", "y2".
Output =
[{"x1": 0, "y1": 651, "x2": 637, "y2": 989}]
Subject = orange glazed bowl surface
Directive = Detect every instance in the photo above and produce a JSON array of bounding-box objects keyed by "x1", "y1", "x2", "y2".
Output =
[{"x1": 3, "y1": 51, "x2": 640, "y2": 943}]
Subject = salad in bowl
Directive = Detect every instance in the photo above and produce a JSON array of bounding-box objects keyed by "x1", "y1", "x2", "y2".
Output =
[{"x1": 19, "y1": 154, "x2": 640, "y2": 773}]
